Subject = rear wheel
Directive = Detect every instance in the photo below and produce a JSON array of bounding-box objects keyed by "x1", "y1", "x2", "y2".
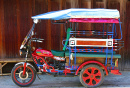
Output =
[
  {"x1": 11, "y1": 64, "x2": 36, "y2": 87},
  {"x1": 79, "y1": 64, "x2": 104, "y2": 87}
]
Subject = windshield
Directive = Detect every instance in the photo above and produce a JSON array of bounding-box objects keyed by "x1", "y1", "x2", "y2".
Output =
[{"x1": 20, "y1": 23, "x2": 35, "y2": 49}]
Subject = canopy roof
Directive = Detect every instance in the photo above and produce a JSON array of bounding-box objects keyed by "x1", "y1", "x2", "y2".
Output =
[{"x1": 31, "y1": 8, "x2": 120, "y2": 20}]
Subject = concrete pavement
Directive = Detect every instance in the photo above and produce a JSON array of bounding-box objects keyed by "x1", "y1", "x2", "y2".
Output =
[{"x1": 0, "y1": 71, "x2": 130, "y2": 88}]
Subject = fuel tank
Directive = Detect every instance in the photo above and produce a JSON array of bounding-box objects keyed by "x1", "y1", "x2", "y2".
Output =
[{"x1": 33, "y1": 49, "x2": 53, "y2": 57}]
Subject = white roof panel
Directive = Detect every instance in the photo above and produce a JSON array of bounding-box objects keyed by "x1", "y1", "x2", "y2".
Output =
[{"x1": 31, "y1": 8, "x2": 120, "y2": 20}]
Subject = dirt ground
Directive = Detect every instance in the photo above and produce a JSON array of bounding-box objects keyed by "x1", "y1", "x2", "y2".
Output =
[{"x1": 0, "y1": 71, "x2": 130, "y2": 88}]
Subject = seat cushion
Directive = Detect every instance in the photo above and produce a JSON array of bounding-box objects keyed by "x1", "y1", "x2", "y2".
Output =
[
  {"x1": 65, "y1": 52, "x2": 121, "y2": 58},
  {"x1": 51, "y1": 50, "x2": 65, "y2": 57},
  {"x1": 51, "y1": 50, "x2": 121, "y2": 58}
]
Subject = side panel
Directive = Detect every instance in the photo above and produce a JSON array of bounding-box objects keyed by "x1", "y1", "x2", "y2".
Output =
[{"x1": 69, "y1": 38, "x2": 113, "y2": 47}]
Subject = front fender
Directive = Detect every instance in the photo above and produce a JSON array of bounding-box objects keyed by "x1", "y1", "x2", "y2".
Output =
[
  {"x1": 75, "y1": 60, "x2": 108, "y2": 76},
  {"x1": 15, "y1": 62, "x2": 36, "y2": 72}
]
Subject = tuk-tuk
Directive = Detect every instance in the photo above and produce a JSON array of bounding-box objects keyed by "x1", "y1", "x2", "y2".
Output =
[{"x1": 11, "y1": 8, "x2": 124, "y2": 87}]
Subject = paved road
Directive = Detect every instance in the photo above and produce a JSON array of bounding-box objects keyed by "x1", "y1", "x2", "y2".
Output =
[{"x1": 0, "y1": 71, "x2": 130, "y2": 88}]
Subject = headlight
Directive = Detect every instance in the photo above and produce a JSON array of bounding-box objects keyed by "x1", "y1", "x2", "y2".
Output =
[{"x1": 19, "y1": 49, "x2": 26, "y2": 56}]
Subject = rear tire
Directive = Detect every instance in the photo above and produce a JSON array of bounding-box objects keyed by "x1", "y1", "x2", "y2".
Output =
[
  {"x1": 11, "y1": 64, "x2": 36, "y2": 87},
  {"x1": 79, "y1": 64, "x2": 104, "y2": 87}
]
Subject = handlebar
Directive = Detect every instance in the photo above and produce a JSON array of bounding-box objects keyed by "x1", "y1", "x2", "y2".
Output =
[
  {"x1": 31, "y1": 38, "x2": 44, "y2": 43},
  {"x1": 27, "y1": 38, "x2": 44, "y2": 47}
]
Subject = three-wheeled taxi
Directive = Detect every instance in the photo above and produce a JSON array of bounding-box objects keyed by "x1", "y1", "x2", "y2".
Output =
[{"x1": 11, "y1": 8, "x2": 124, "y2": 87}]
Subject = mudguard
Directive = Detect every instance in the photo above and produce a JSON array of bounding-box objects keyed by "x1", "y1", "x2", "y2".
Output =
[
  {"x1": 75, "y1": 60, "x2": 108, "y2": 76},
  {"x1": 15, "y1": 62, "x2": 36, "y2": 72}
]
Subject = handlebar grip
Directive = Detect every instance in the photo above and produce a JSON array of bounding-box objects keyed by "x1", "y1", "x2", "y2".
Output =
[{"x1": 31, "y1": 40, "x2": 43, "y2": 43}]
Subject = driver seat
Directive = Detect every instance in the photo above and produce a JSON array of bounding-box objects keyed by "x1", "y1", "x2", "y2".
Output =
[
  {"x1": 51, "y1": 28, "x2": 72, "y2": 59},
  {"x1": 51, "y1": 50, "x2": 65, "y2": 57}
]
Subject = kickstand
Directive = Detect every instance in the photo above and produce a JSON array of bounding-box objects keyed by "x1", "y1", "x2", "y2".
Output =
[{"x1": 36, "y1": 73, "x2": 41, "y2": 80}]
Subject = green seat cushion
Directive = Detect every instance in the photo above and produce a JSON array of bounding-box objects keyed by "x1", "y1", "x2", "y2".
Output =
[
  {"x1": 51, "y1": 50, "x2": 121, "y2": 58},
  {"x1": 51, "y1": 50, "x2": 65, "y2": 57},
  {"x1": 65, "y1": 51, "x2": 121, "y2": 58}
]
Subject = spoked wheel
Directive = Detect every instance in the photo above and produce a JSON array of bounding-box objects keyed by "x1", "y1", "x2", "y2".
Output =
[
  {"x1": 11, "y1": 64, "x2": 36, "y2": 87},
  {"x1": 79, "y1": 64, "x2": 104, "y2": 88}
]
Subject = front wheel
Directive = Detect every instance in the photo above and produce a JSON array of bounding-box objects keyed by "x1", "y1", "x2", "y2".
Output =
[
  {"x1": 79, "y1": 64, "x2": 104, "y2": 87},
  {"x1": 11, "y1": 64, "x2": 36, "y2": 87}
]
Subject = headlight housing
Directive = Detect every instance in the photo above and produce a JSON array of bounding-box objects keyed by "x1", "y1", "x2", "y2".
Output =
[{"x1": 19, "y1": 49, "x2": 26, "y2": 56}]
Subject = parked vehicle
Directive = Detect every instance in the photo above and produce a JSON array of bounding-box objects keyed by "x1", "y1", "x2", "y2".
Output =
[{"x1": 11, "y1": 8, "x2": 124, "y2": 87}]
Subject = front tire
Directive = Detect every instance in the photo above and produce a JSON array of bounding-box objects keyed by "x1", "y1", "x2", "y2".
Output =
[
  {"x1": 79, "y1": 64, "x2": 104, "y2": 87},
  {"x1": 11, "y1": 64, "x2": 36, "y2": 87}
]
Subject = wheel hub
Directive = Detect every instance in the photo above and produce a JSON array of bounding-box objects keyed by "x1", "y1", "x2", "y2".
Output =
[
  {"x1": 19, "y1": 71, "x2": 28, "y2": 80},
  {"x1": 90, "y1": 74, "x2": 95, "y2": 79}
]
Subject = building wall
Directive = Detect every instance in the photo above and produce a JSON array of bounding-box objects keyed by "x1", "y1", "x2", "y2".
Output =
[{"x1": 0, "y1": 0, "x2": 129, "y2": 70}]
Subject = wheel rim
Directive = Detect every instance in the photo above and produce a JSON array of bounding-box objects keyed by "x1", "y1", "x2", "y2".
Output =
[
  {"x1": 13, "y1": 65, "x2": 34, "y2": 85},
  {"x1": 82, "y1": 67, "x2": 102, "y2": 86}
]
